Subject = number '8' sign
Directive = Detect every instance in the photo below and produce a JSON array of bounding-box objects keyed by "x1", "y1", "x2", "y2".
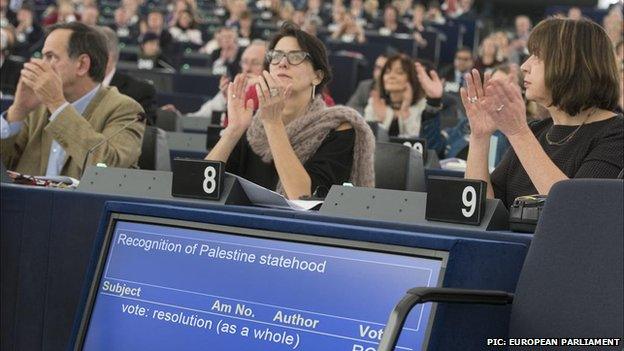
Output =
[
  {"x1": 172, "y1": 159, "x2": 224, "y2": 201},
  {"x1": 425, "y1": 176, "x2": 486, "y2": 225}
]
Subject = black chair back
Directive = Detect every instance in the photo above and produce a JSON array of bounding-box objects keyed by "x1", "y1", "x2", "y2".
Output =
[
  {"x1": 138, "y1": 126, "x2": 171, "y2": 171},
  {"x1": 509, "y1": 179, "x2": 623, "y2": 343},
  {"x1": 155, "y1": 109, "x2": 180, "y2": 132},
  {"x1": 374, "y1": 142, "x2": 426, "y2": 192}
]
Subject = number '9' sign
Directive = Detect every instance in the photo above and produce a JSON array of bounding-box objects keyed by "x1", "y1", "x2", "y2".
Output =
[{"x1": 426, "y1": 177, "x2": 486, "y2": 225}]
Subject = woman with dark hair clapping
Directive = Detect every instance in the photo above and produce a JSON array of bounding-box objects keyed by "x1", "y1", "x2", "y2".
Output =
[
  {"x1": 462, "y1": 17, "x2": 623, "y2": 207},
  {"x1": 205, "y1": 23, "x2": 375, "y2": 199},
  {"x1": 364, "y1": 54, "x2": 446, "y2": 154}
]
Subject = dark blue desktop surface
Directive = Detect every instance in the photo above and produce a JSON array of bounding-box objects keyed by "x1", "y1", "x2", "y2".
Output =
[
  {"x1": 82, "y1": 220, "x2": 444, "y2": 351},
  {"x1": 1, "y1": 184, "x2": 530, "y2": 351}
]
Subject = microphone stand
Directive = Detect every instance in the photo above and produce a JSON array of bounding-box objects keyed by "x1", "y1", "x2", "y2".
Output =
[{"x1": 79, "y1": 113, "x2": 146, "y2": 179}]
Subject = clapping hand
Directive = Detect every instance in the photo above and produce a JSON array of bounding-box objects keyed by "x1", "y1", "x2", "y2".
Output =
[
  {"x1": 482, "y1": 78, "x2": 529, "y2": 137},
  {"x1": 20, "y1": 59, "x2": 66, "y2": 112},
  {"x1": 459, "y1": 69, "x2": 497, "y2": 138},
  {"x1": 226, "y1": 73, "x2": 255, "y2": 132},
  {"x1": 415, "y1": 62, "x2": 443, "y2": 99},
  {"x1": 253, "y1": 70, "x2": 292, "y2": 124}
]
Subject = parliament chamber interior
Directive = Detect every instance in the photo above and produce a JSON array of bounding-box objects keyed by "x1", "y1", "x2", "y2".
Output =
[{"x1": 0, "y1": 0, "x2": 622, "y2": 349}]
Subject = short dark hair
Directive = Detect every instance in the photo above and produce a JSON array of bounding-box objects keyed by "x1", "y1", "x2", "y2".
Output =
[
  {"x1": 456, "y1": 46, "x2": 473, "y2": 58},
  {"x1": 379, "y1": 53, "x2": 423, "y2": 105},
  {"x1": 265, "y1": 22, "x2": 332, "y2": 96},
  {"x1": 527, "y1": 17, "x2": 620, "y2": 115},
  {"x1": 47, "y1": 22, "x2": 108, "y2": 82}
]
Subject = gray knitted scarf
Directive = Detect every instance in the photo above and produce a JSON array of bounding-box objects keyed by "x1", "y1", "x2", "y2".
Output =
[{"x1": 246, "y1": 97, "x2": 376, "y2": 193}]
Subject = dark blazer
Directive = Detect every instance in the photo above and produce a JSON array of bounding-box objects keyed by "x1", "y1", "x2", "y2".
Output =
[
  {"x1": 0, "y1": 57, "x2": 24, "y2": 96},
  {"x1": 439, "y1": 65, "x2": 458, "y2": 84},
  {"x1": 110, "y1": 71, "x2": 157, "y2": 125}
]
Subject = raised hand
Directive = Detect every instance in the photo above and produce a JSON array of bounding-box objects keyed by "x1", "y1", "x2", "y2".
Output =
[
  {"x1": 20, "y1": 59, "x2": 66, "y2": 112},
  {"x1": 459, "y1": 69, "x2": 497, "y2": 138},
  {"x1": 7, "y1": 79, "x2": 41, "y2": 122},
  {"x1": 415, "y1": 62, "x2": 443, "y2": 99},
  {"x1": 226, "y1": 73, "x2": 255, "y2": 132},
  {"x1": 482, "y1": 79, "x2": 529, "y2": 137},
  {"x1": 254, "y1": 70, "x2": 292, "y2": 124}
]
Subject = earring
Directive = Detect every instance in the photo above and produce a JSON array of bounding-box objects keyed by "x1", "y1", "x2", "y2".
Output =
[{"x1": 311, "y1": 84, "x2": 316, "y2": 99}]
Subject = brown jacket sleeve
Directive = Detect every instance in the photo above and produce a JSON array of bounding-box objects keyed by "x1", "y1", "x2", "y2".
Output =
[
  {"x1": 45, "y1": 93, "x2": 145, "y2": 176},
  {"x1": 1, "y1": 117, "x2": 31, "y2": 170}
]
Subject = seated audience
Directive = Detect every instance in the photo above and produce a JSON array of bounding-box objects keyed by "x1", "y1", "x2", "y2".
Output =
[
  {"x1": 208, "y1": 26, "x2": 243, "y2": 77},
  {"x1": 112, "y1": 7, "x2": 139, "y2": 40},
  {"x1": 80, "y1": 5, "x2": 99, "y2": 26},
  {"x1": 1, "y1": 25, "x2": 22, "y2": 95},
  {"x1": 440, "y1": 46, "x2": 473, "y2": 93},
  {"x1": 169, "y1": 9, "x2": 203, "y2": 46},
  {"x1": 364, "y1": 54, "x2": 445, "y2": 154},
  {"x1": 205, "y1": 23, "x2": 375, "y2": 199},
  {"x1": 42, "y1": 0, "x2": 79, "y2": 26},
  {"x1": 162, "y1": 40, "x2": 267, "y2": 118},
  {"x1": 100, "y1": 27, "x2": 157, "y2": 125},
  {"x1": 145, "y1": 10, "x2": 174, "y2": 55},
  {"x1": 137, "y1": 32, "x2": 175, "y2": 70},
  {"x1": 409, "y1": 3, "x2": 428, "y2": 46},
  {"x1": 347, "y1": 53, "x2": 387, "y2": 114},
  {"x1": 462, "y1": 17, "x2": 623, "y2": 208},
  {"x1": 377, "y1": 5, "x2": 409, "y2": 35},
  {"x1": 0, "y1": 0, "x2": 18, "y2": 27},
  {"x1": 13, "y1": 6, "x2": 43, "y2": 58},
  {"x1": 509, "y1": 15, "x2": 531, "y2": 65},
  {"x1": 474, "y1": 36, "x2": 505, "y2": 74},
  {"x1": 331, "y1": 11, "x2": 366, "y2": 43},
  {"x1": 237, "y1": 10, "x2": 260, "y2": 47},
  {"x1": 0, "y1": 22, "x2": 145, "y2": 178}
]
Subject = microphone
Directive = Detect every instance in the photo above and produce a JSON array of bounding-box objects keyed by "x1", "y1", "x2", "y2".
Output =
[{"x1": 79, "y1": 112, "x2": 147, "y2": 179}]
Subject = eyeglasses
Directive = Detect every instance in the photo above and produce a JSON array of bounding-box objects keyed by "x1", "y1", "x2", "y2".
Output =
[{"x1": 266, "y1": 50, "x2": 311, "y2": 65}]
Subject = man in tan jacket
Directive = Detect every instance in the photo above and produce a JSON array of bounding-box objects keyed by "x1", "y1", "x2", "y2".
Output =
[{"x1": 0, "y1": 22, "x2": 145, "y2": 179}]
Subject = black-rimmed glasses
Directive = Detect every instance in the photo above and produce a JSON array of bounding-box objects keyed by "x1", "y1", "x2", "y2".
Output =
[{"x1": 266, "y1": 50, "x2": 311, "y2": 65}]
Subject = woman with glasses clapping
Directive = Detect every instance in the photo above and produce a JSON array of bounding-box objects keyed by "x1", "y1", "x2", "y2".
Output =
[{"x1": 205, "y1": 23, "x2": 375, "y2": 200}]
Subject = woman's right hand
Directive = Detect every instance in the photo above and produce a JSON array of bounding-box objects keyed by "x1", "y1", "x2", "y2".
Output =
[
  {"x1": 459, "y1": 69, "x2": 497, "y2": 138},
  {"x1": 226, "y1": 74, "x2": 255, "y2": 133}
]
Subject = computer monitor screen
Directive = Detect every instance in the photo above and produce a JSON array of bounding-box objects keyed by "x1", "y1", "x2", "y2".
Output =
[{"x1": 74, "y1": 214, "x2": 447, "y2": 351}]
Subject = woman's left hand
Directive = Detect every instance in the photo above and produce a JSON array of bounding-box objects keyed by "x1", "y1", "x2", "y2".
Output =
[
  {"x1": 415, "y1": 62, "x2": 443, "y2": 99},
  {"x1": 255, "y1": 70, "x2": 292, "y2": 124},
  {"x1": 482, "y1": 78, "x2": 530, "y2": 137}
]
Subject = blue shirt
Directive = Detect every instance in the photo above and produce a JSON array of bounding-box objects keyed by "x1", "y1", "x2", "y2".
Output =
[{"x1": 0, "y1": 85, "x2": 101, "y2": 176}]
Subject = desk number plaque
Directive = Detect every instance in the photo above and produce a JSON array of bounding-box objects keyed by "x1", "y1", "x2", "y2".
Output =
[
  {"x1": 172, "y1": 158, "x2": 224, "y2": 200},
  {"x1": 389, "y1": 136, "x2": 427, "y2": 162},
  {"x1": 425, "y1": 176, "x2": 487, "y2": 225}
]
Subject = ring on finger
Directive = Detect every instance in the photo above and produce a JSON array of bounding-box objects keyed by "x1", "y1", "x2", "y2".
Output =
[
  {"x1": 269, "y1": 88, "x2": 280, "y2": 97},
  {"x1": 468, "y1": 96, "x2": 478, "y2": 103}
]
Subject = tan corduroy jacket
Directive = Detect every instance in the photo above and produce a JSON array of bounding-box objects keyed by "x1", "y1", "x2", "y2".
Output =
[{"x1": 1, "y1": 86, "x2": 145, "y2": 179}]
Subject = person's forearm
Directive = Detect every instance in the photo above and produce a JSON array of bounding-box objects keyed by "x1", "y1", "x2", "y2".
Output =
[
  {"x1": 205, "y1": 127, "x2": 244, "y2": 162},
  {"x1": 465, "y1": 135, "x2": 494, "y2": 198},
  {"x1": 263, "y1": 120, "x2": 312, "y2": 200},
  {"x1": 507, "y1": 129, "x2": 568, "y2": 195}
]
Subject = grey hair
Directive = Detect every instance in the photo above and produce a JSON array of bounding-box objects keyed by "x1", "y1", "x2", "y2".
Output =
[{"x1": 98, "y1": 26, "x2": 120, "y2": 63}]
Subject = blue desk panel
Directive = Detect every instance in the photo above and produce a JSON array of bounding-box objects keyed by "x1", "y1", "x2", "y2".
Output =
[{"x1": 1, "y1": 184, "x2": 530, "y2": 351}]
